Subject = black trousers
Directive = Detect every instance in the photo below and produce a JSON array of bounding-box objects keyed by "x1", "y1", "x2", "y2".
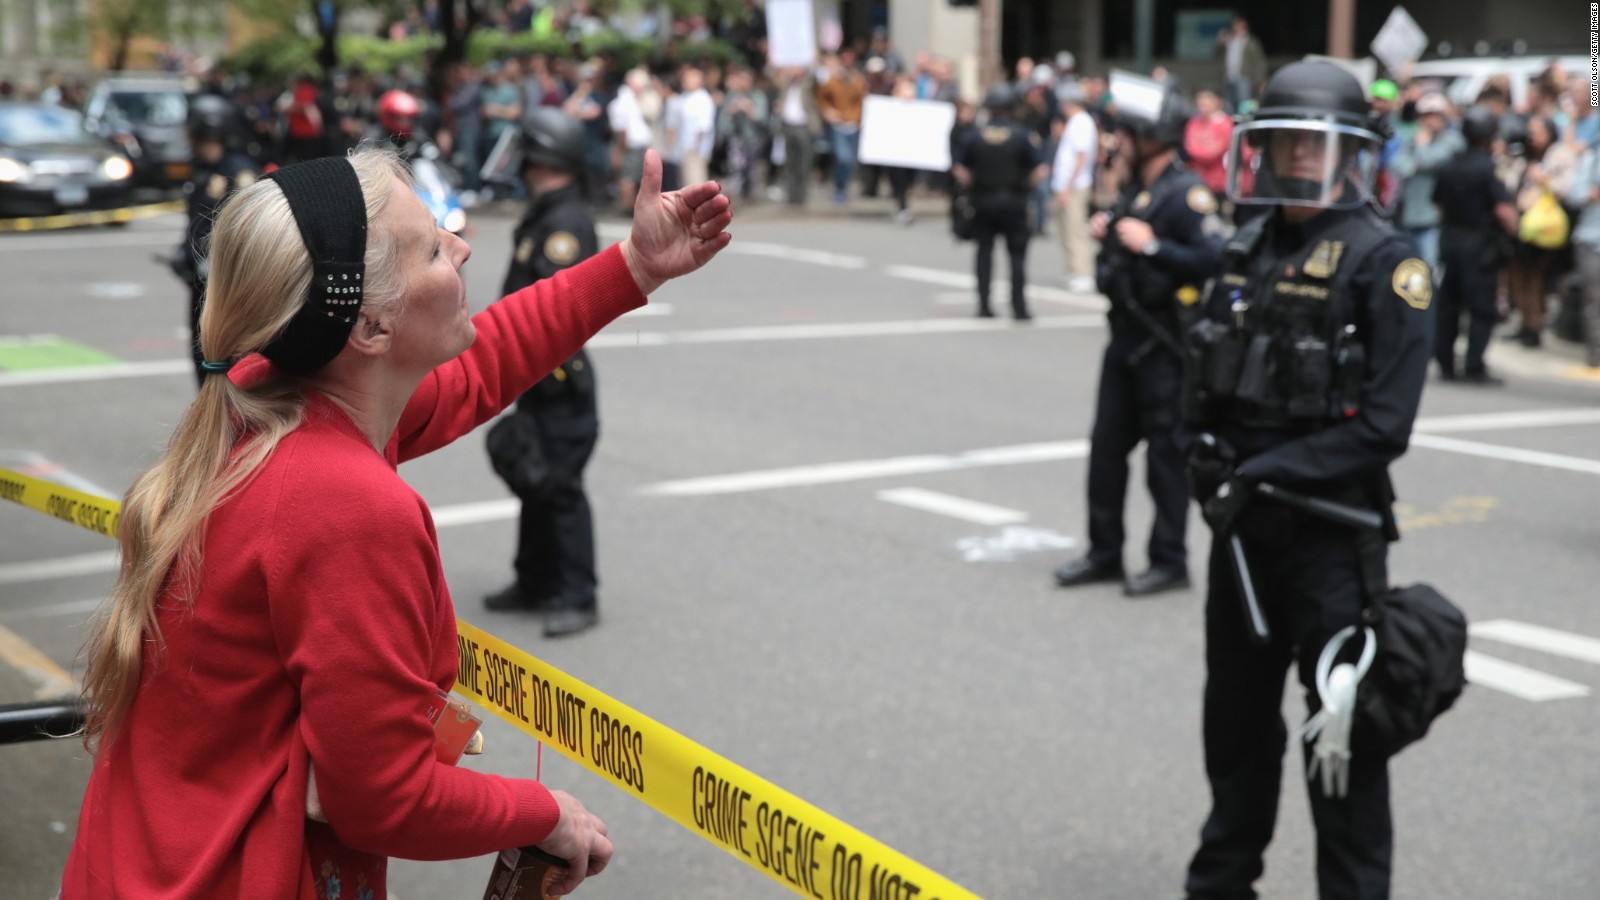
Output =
[
  {"x1": 972, "y1": 194, "x2": 1030, "y2": 315},
  {"x1": 1185, "y1": 511, "x2": 1392, "y2": 900},
  {"x1": 1084, "y1": 334, "x2": 1188, "y2": 572},
  {"x1": 513, "y1": 401, "x2": 599, "y2": 609},
  {"x1": 1436, "y1": 228, "x2": 1499, "y2": 376}
]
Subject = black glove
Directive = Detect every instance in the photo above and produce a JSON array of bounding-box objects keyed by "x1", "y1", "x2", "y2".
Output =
[
  {"x1": 1201, "y1": 477, "x2": 1253, "y2": 534},
  {"x1": 1186, "y1": 451, "x2": 1233, "y2": 503}
]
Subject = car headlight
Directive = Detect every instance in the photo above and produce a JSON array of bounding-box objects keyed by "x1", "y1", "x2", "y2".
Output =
[
  {"x1": 442, "y1": 207, "x2": 467, "y2": 234},
  {"x1": 100, "y1": 156, "x2": 133, "y2": 181},
  {"x1": 0, "y1": 157, "x2": 29, "y2": 183}
]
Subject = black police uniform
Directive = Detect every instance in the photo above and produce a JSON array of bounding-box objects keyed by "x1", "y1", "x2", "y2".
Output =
[
  {"x1": 1432, "y1": 143, "x2": 1512, "y2": 381},
  {"x1": 956, "y1": 116, "x2": 1046, "y2": 318},
  {"x1": 1065, "y1": 161, "x2": 1224, "y2": 590},
  {"x1": 1182, "y1": 205, "x2": 1434, "y2": 899},
  {"x1": 496, "y1": 182, "x2": 602, "y2": 617},
  {"x1": 179, "y1": 151, "x2": 258, "y2": 385}
]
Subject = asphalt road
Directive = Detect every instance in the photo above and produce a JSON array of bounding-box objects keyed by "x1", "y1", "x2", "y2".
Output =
[{"x1": 2, "y1": 197, "x2": 1599, "y2": 900}]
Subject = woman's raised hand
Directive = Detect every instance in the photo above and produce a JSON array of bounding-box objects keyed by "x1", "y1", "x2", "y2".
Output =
[{"x1": 621, "y1": 149, "x2": 734, "y2": 295}]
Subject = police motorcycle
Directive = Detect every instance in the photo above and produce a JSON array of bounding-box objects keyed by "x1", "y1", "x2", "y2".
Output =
[{"x1": 371, "y1": 89, "x2": 467, "y2": 235}]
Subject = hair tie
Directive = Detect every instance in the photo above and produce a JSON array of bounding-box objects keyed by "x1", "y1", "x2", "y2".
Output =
[{"x1": 199, "y1": 359, "x2": 235, "y2": 375}]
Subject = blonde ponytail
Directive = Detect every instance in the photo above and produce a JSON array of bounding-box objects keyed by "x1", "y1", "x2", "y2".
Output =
[{"x1": 81, "y1": 147, "x2": 410, "y2": 750}]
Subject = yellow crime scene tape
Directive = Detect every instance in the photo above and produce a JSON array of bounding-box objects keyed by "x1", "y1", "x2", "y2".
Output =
[
  {"x1": 0, "y1": 466, "x2": 980, "y2": 900},
  {"x1": 0, "y1": 200, "x2": 184, "y2": 233}
]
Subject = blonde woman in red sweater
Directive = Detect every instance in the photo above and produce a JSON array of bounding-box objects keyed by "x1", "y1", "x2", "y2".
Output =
[{"x1": 61, "y1": 146, "x2": 731, "y2": 898}]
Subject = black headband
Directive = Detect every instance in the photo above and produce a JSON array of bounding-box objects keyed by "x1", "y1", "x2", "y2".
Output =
[{"x1": 261, "y1": 157, "x2": 369, "y2": 376}]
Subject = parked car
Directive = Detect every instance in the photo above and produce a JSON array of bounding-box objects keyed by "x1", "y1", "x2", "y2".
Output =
[
  {"x1": 83, "y1": 76, "x2": 190, "y2": 190},
  {"x1": 0, "y1": 103, "x2": 135, "y2": 218}
]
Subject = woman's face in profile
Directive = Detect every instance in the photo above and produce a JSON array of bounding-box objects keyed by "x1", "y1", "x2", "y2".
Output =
[{"x1": 388, "y1": 183, "x2": 475, "y2": 368}]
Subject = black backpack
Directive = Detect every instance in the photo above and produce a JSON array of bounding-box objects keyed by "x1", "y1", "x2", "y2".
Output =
[{"x1": 1352, "y1": 582, "x2": 1469, "y2": 759}]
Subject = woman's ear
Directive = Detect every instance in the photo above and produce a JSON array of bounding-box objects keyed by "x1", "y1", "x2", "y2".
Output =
[{"x1": 345, "y1": 311, "x2": 393, "y2": 359}]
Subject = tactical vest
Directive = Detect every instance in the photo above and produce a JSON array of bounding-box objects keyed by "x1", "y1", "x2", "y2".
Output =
[
  {"x1": 1104, "y1": 169, "x2": 1205, "y2": 329},
  {"x1": 969, "y1": 124, "x2": 1027, "y2": 194},
  {"x1": 1185, "y1": 209, "x2": 1396, "y2": 431}
]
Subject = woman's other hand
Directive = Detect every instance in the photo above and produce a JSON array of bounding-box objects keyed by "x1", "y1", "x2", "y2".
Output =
[
  {"x1": 537, "y1": 789, "x2": 613, "y2": 896},
  {"x1": 621, "y1": 149, "x2": 734, "y2": 295}
]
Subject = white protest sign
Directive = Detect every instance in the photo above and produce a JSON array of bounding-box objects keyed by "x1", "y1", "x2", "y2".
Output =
[
  {"x1": 766, "y1": 0, "x2": 817, "y2": 68},
  {"x1": 1370, "y1": 7, "x2": 1428, "y2": 75},
  {"x1": 858, "y1": 96, "x2": 957, "y2": 172}
]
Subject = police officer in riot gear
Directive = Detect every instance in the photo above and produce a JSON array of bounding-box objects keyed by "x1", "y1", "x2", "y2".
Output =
[
  {"x1": 952, "y1": 85, "x2": 1048, "y2": 319},
  {"x1": 483, "y1": 107, "x2": 602, "y2": 638},
  {"x1": 1180, "y1": 60, "x2": 1434, "y2": 899},
  {"x1": 1053, "y1": 73, "x2": 1224, "y2": 597},
  {"x1": 173, "y1": 94, "x2": 258, "y2": 386},
  {"x1": 1431, "y1": 106, "x2": 1518, "y2": 384}
]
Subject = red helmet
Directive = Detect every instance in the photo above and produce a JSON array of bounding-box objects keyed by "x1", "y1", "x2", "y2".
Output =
[{"x1": 377, "y1": 89, "x2": 421, "y2": 136}]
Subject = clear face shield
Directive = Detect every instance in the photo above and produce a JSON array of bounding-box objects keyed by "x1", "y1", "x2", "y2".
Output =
[{"x1": 1227, "y1": 120, "x2": 1382, "y2": 211}]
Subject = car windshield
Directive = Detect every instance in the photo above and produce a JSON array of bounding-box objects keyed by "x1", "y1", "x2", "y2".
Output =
[
  {"x1": 108, "y1": 90, "x2": 186, "y2": 126},
  {"x1": 0, "y1": 106, "x2": 93, "y2": 146}
]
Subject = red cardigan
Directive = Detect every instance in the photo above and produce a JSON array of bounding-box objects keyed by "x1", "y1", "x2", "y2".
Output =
[{"x1": 61, "y1": 245, "x2": 645, "y2": 899}]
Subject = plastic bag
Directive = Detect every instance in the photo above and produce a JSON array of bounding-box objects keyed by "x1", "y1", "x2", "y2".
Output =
[{"x1": 1518, "y1": 189, "x2": 1570, "y2": 250}]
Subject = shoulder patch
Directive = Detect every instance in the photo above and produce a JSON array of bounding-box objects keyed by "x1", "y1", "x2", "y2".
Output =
[
  {"x1": 1028, "y1": 132, "x2": 1042, "y2": 148},
  {"x1": 234, "y1": 169, "x2": 256, "y2": 189},
  {"x1": 544, "y1": 231, "x2": 580, "y2": 265},
  {"x1": 205, "y1": 173, "x2": 228, "y2": 200},
  {"x1": 1133, "y1": 191, "x2": 1152, "y2": 211},
  {"x1": 1393, "y1": 258, "x2": 1432, "y2": 310},
  {"x1": 515, "y1": 236, "x2": 535, "y2": 265},
  {"x1": 1186, "y1": 184, "x2": 1218, "y2": 215}
]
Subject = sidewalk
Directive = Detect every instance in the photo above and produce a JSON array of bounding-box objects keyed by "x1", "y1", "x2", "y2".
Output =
[{"x1": 1479, "y1": 324, "x2": 1600, "y2": 391}]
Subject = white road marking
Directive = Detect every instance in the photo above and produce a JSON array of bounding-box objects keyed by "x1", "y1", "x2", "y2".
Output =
[
  {"x1": 0, "y1": 358, "x2": 189, "y2": 387},
  {"x1": 85, "y1": 282, "x2": 147, "y2": 300},
  {"x1": 727, "y1": 240, "x2": 868, "y2": 269},
  {"x1": 622, "y1": 303, "x2": 673, "y2": 317},
  {"x1": 1471, "y1": 619, "x2": 1600, "y2": 666},
  {"x1": 882, "y1": 264, "x2": 1106, "y2": 310},
  {"x1": 1463, "y1": 650, "x2": 1590, "y2": 702},
  {"x1": 0, "y1": 552, "x2": 120, "y2": 586},
  {"x1": 0, "y1": 334, "x2": 62, "y2": 347},
  {"x1": 1414, "y1": 408, "x2": 1600, "y2": 433},
  {"x1": 1408, "y1": 434, "x2": 1600, "y2": 477},
  {"x1": 592, "y1": 315, "x2": 1101, "y2": 348},
  {"x1": 642, "y1": 440, "x2": 1088, "y2": 496},
  {"x1": 0, "y1": 597, "x2": 104, "y2": 623},
  {"x1": 957, "y1": 527, "x2": 1077, "y2": 562},
  {"x1": 876, "y1": 488, "x2": 1029, "y2": 525},
  {"x1": 428, "y1": 498, "x2": 520, "y2": 528}
]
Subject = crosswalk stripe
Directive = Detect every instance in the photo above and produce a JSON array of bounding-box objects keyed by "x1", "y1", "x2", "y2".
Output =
[
  {"x1": 876, "y1": 488, "x2": 1029, "y2": 525},
  {"x1": 1463, "y1": 650, "x2": 1591, "y2": 702},
  {"x1": 1471, "y1": 619, "x2": 1600, "y2": 666}
]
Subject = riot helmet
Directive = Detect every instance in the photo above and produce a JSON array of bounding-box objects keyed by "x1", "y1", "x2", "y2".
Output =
[
  {"x1": 1109, "y1": 70, "x2": 1190, "y2": 148},
  {"x1": 516, "y1": 107, "x2": 587, "y2": 173},
  {"x1": 1461, "y1": 105, "x2": 1500, "y2": 145},
  {"x1": 1227, "y1": 60, "x2": 1386, "y2": 210},
  {"x1": 377, "y1": 89, "x2": 422, "y2": 140},
  {"x1": 982, "y1": 84, "x2": 1017, "y2": 114},
  {"x1": 186, "y1": 94, "x2": 235, "y2": 148}
]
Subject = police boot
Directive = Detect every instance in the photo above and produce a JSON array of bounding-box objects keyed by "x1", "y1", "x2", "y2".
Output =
[
  {"x1": 543, "y1": 600, "x2": 600, "y2": 638},
  {"x1": 1053, "y1": 556, "x2": 1123, "y2": 588},
  {"x1": 1124, "y1": 567, "x2": 1190, "y2": 598},
  {"x1": 975, "y1": 303, "x2": 995, "y2": 318},
  {"x1": 484, "y1": 582, "x2": 542, "y2": 612}
]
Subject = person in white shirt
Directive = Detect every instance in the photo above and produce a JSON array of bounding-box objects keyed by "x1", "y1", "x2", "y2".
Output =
[
  {"x1": 1052, "y1": 82, "x2": 1098, "y2": 292},
  {"x1": 607, "y1": 67, "x2": 659, "y2": 212},
  {"x1": 670, "y1": 66, "x2": 717, "y2": 188}
]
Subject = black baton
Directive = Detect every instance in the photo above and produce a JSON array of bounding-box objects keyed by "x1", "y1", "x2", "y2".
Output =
[
  {"x1": 1253, "y1": 483, "x2": 1385, "y2": 531},
  {"x1": 1225, "y1": 532, "x2": 1271, "y2": 645}
]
